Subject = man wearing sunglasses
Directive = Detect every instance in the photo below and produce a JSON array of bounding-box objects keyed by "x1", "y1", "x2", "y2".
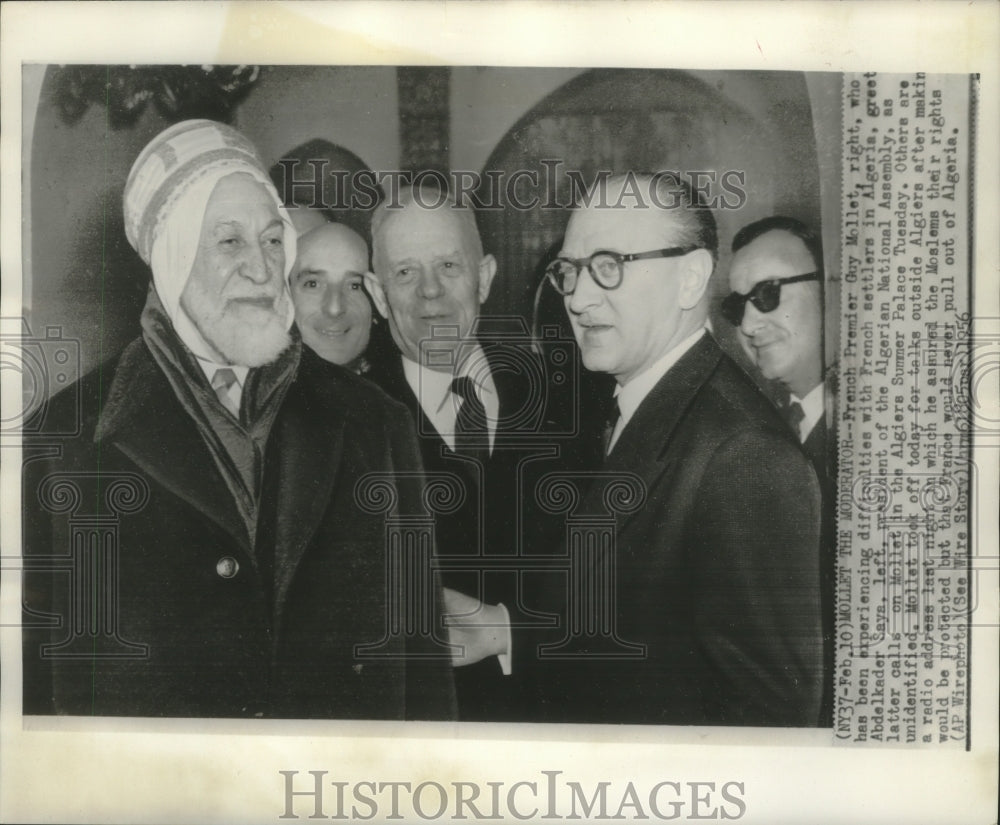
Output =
[
  {"x1": 727, "y1": 215, "x2": 836, "y2": 725},
  {"x1": 455, "y1": 173, "x2": 825, "y2": 726},
  {"x1": 727, "y1": 217, "x2": 832, "y2": 473}
]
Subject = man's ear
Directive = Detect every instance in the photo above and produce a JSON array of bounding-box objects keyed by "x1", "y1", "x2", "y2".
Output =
[
  {"x1": 364, "y1": 272, "x2": 390, "y2": 319},
  {"x1": 477, "y1": 254, "x2": 498, "y2": 305},
  {"x1": 677, "y1": 249, "x2": 714, "y2": 310}
]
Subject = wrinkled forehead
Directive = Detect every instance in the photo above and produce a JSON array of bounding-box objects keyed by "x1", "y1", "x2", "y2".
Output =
[
  {"x1": 377, "y1": 202, "x2": 481, "y2": 257},
  {"x1": 730, "y1": 229, "x2": 816, "y2": 288}
]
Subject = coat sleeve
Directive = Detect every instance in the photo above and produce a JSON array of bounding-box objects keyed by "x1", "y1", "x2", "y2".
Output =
[
  {"x1": 689, "y1": 427, "x2": 825, "y2": 726},
  {"x1": 384, "y1": 406, "x2": 458, "y2": 721}
]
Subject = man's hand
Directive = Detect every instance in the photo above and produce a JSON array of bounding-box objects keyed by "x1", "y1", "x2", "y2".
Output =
[{"x1": 442, "y1": 587, "x2": 509, "y2": 667}]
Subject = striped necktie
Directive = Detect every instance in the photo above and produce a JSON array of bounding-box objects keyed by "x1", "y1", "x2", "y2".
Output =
[
  {"x1": 211, "y1": 367, "x2": 240, "y2": 419},
  {"x1": 451, "y1": 376, "x2": 489, "y2": 464},
  {"x1": 602, "y1": 397, "x2": 621, "y2": 456},
  {"x1": 784, "y1": 400, "x2": 805, "y2": 439}
]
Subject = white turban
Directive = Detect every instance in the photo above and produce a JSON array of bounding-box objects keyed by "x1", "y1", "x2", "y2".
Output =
[{"x1": 123, "y1": 119, "x2": 297, "y2": 353}]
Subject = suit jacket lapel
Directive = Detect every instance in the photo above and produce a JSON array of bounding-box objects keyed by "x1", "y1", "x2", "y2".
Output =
[
  {"x1": 268, "y1": 352, "x2": 348, "y2": 621},
  {"x1": 377, "y1": 352, "x2": 421, "y2": 421},
  {"x1": 583, "y1": 335, "x2": 724, "y2": 530},
  {"x1": 803, "y1": 415, "x2": 829, "y2": 479},
  {"x1": 374, "y1": 351, "x2": 456, "y2": 465},
  {"x1": 480, "y1": 341, "x2": 551, "y2": 464},
  {"x1": 96, "y1": 340, "x2": 250, "y2": 551},
  {"x1": 484, "y1": 342, "x2": 521, "y2": 438}
]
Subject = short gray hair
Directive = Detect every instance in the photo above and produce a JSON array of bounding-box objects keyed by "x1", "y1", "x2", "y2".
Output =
[{"x1": 370, "y1": 184, "x2": 484, "y2": 275}]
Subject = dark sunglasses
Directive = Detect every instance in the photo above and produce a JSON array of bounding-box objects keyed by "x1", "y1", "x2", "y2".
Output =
[{"x1": 721, "y1": 272, "x2": 820, "y2": 326}]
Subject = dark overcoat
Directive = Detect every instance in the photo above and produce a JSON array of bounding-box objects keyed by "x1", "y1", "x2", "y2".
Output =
[
  {"x1": 519, "y1": 335, "x2": 826, "y2": 727},
  {"x1": 22, "y1": 341, "x2": 456, "y2": 720},
  {"x1": 802, "y1": 380, "x2": 840, "y2": 727}
]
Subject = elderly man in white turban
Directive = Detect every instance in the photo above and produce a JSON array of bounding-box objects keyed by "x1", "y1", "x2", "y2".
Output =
[{"x1": 22, "y1": 120, "x2": 455, "y2": 720}]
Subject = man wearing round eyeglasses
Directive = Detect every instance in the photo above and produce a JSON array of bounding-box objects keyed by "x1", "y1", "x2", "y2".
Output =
[
  {"x1": 727, "y1": 215, "x2": 836, "y2": 725},
  {"x1": 522, "y1": 173, "x2": 824, "y2": 726},
  {"x1": 451, "y1": 174, "x2": 824, "y2": 726}
]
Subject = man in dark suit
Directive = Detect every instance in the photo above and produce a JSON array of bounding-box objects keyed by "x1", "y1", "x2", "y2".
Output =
[
  {"x1": 726, "y1": 217, "x2": 832, "y2": 473},
  {"x1": 21, "y1": 120, "x2": 455, "y2": 720},
  {"x1": 457, "y1": 173, "x2": 825, "y2": 726},
  {"x1": 364, "y1": 185, "x2": 574, "y2": 720},
  {"x1": 726, "y1": 215, "x2": 837, "y2": 724}
]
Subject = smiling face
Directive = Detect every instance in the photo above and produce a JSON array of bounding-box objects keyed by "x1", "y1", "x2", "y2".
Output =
[
  {"x1": 561, "y1": 201, "x2": 711, "y2": 386},
  {"x1": 369, "y1": 204, "x2": 495, "y2": 370},
  {"x1": 180, "y1": 172, "x2": 291, "y2": 366},
  {"x1": 729, "y1": 229, "x2": 824, "y2": 397},
  {"x1": 290, "y1": 223, "x2": 372, "y2": 366}
]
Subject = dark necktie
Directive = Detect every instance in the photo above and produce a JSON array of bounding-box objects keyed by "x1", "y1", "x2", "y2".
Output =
[
  {"x1": 602, "y1": 397, "x2": 621, "y2": 457},
  {"x1": 452, "y1": 376, "x2": 490, "y2": 464},
  {"x1": 785, "y1": 400, "x2": 805, "y2": 438},
  {"x1": 211, "y1": 367, "x2": 240, "y2": 419}
]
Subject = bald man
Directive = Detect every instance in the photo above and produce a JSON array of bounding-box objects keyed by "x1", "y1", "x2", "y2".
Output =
[{"x1": 290, "y1": 223, "x2": 374, "y2": 372}]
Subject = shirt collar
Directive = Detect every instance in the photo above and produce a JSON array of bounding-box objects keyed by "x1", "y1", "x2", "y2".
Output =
[
  {"x1": 790, "y1": 381, "x2": 825, "y2": 442},
  {"x1": 194, "y1": 356, "x2": 249, "y2": 388},
  {"x1": 614, "y1": 327, "x2": 707, "y2": 428},
  {"x1": 401, "y1": 345, "x2": 495, "y2": 413}
]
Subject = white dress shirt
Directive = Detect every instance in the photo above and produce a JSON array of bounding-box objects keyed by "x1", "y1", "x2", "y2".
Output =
[
  {"x1": 606, "y1": 327, "x2": 707, "y2": 453},
  {"x1": 402, "y1": 347, "x2": 511, "y2": 673},
  {"x1": 401, "y1": 346, "x2": 499, "y2": 452}
]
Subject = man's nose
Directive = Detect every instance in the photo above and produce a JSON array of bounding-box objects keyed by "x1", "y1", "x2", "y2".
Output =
[
  {"x1": 740, "y1": 300, "x2": 766, "y2": 335},
  {"x1": 566, "y1": 265, "x2": 602, "y2": 315},
  {"x1": 417, "y1": 268, "x2": 444, "y2": 299},
  {"x1": 323, "y1": 284, "x2": 344, "y2": 317},
  {"x1": 241, "y1": 243, "x2": 275, "y2": 285}
]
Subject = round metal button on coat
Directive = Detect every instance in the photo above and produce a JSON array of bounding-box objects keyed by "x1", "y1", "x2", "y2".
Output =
[{"x1": 216, "y1": 556, "x2": 239, "y2": 578}]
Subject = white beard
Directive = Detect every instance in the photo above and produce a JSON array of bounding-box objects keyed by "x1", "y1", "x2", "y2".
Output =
[{"x1": 180, "y1": 279, "x2": 292, "y2": 367}]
